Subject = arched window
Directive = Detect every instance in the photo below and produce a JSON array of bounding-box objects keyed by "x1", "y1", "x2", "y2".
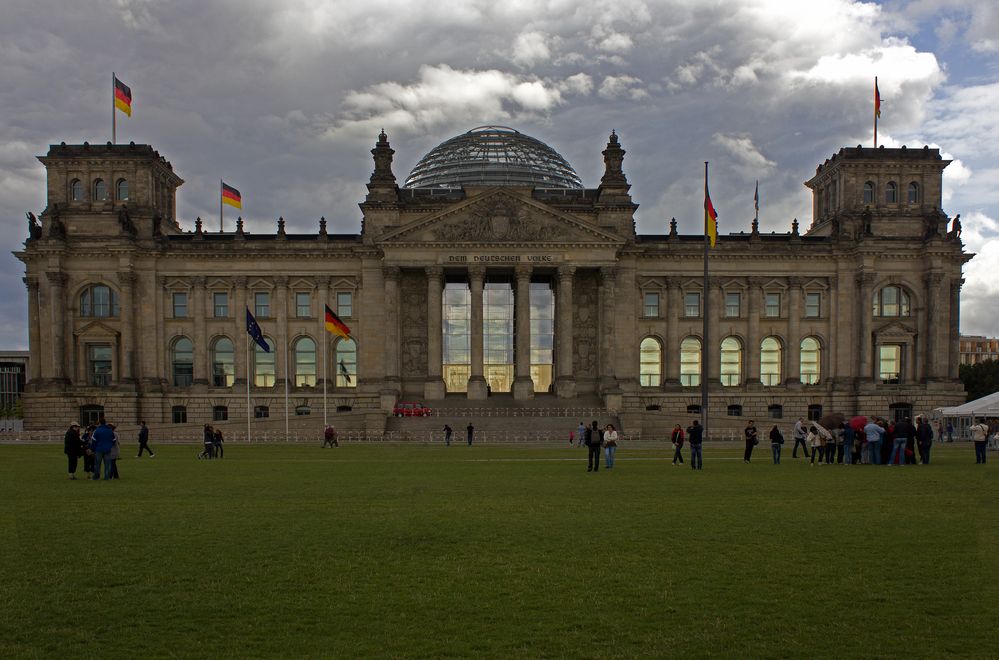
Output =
[
  {"x1": 760, "y1": 336, "x2": 782, "y2": 386},
  {"x1": 873, "y1": 285, "x2": 911, "y2": 317},
  {"x1": 171, "y1": 405, "x2": 187, "y2": 423},
  {"x1": 254, "y1": 405, "x2": 270, "y2": 418},
  {"x1": 727, "y1": 404, "x2": 743, "y2": 416},
  {"x1": 211, "y1": 337, "x2": 235, "y2": 387},
  {"x1": 885, "y1": 181, "x2": 897, "y2": 203},
  {"x1": 171, "y1": 337, "x2": 194, "y2": 387},
  {"x1": 295, "y1": 405, "x2": 311, "y2": 416},
  {"x1": 680, "y1": 337, "x2": 701, "y2": 387},
  {"x1": 70, "y1": 179, "x2": 83, "y2": 201},
  {"x1": 720, "y1": 336, "x2": 742, "y2": 387},
  {"x1": 213, "y1": 405, "x2": 228, "y2": 422},
  {"x1": 800, "y1": 337, "x2": 821, "y2": 385},
  {"x1": 116, "y1": 178, "x2": 128, "y2": 200},
  {"x1": 768, "y1": 404, "x2": 783, "y2": 419},
  {"x1": 294, "y1": 337, "x2": 317, "y2": 387},
  {"x1": 807, "y1": 404, "x2": 823, "y2": 421},
  {"x1": 79, "y1": 404, "x2": 104, "y2": 426},
  {"x1": 863, "y1": 181, "x2": 874, "y2": 204},
  {"x1": 94, "y1": 179, "x2": 107, "y2": 201},
  {"x1": 336, "y1": 338, "x2": 357, "y2": 388},
  {"x1": 254, "y1": 337, "x2": 275, "y2": 387},
  {"x1": 639, "y1": 337, "x2": 662, "y2": 387},
  {"x1": 907, "y1": 182, "x2": 919, "y2": 204},
  {"x1": 79, "y1": 284, "x2": 119, "y2": 317}
]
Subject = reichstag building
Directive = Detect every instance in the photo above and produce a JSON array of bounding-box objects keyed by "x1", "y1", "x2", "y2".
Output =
[{"x1": 16, "y1": 126, "x2": 969, "y2": 433}]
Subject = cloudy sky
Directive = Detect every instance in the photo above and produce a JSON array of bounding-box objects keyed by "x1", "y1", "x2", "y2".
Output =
[{"x1": 2, "y1": 0, "x2": 998, "y2": 348}]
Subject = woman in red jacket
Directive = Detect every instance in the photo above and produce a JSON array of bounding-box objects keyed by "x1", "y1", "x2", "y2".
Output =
[{"x1": 670, "y1": 424, "x2": 685, "y2": 466}]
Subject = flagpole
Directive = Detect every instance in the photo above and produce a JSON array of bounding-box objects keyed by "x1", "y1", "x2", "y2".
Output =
[
  {"x1": 323, "y1": 332, "x2": 328, "y2": 427},
  {"x1": 874, "y1": 76, "x2": 879, "y2": 148},
  {"x1": 220, "y1": 180, "x2": 224, "y2": 233},
  {"x1": 284, "y1": 340, "x2": 290, "y2": 441},
  {"x1": 246, "y1": 323, "x2": 251, "y2": 443},
  {"x1": 112, "y1": 72, "x2": 116, "y2": 144},
  {"x1": 702, "y1": 162, "x2": 710, "y2": 439}
]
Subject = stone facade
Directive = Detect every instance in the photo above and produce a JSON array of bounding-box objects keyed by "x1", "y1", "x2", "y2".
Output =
[{"x1": 15, "y1": 133, "x2": 970, "y2": 433}]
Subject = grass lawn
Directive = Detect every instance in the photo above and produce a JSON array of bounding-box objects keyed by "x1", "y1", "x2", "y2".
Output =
[{"x1": 0, "y1": 441, "x2": 996, "y2": 659}]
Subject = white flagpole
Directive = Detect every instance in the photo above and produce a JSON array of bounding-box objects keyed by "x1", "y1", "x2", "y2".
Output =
[
  {"x1": 246, "y1": 327, "x2": 251, "y2": 443},
  {"x1": 284, "y1": 340, "x2": 290, "y2": 441},
  {"x1": 323, "y1": 332, "x2": 328, "y2": 427}
]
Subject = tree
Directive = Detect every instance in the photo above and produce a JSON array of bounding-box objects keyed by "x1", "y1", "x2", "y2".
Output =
[{"x1": 959, "y1": 359, "x2": 999, "y2": 402}]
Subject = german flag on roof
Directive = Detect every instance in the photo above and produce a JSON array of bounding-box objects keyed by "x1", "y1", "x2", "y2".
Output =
[
  {"x1": 325, "y1": 305, "x2": 351, "y2": 339},
  {"x1": 114, "y1": 76, "x2": 132, "y2": 117},
  {"x1": 222, "y1": 182, "x2": 242, "y2": 209}
]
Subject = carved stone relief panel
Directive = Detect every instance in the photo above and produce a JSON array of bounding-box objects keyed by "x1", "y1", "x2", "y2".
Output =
[
  {"x1": 429, "y1": 198, "x2": 570, "y2": 243},
  {"x1": 400, "y1": 270, "x2": 428, "y2": 378},
  {"x1": 573, "y1": 270, "x2": 599, "y2": 375}
]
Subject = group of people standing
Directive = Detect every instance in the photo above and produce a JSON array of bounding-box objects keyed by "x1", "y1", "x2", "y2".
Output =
[
  {"x1": 63, "y1": 418, "x2": 151, "y2": 480},
  {"x1": 199, "y1": 424, "x2": 225, "y2": 459},
  {"x1": 570, "y1": 420, "x2": 620, "y2": 471}
]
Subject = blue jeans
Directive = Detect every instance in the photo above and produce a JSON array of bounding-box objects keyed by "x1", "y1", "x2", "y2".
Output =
[
  {"x1": 891, "y1": 438, "x2": 906, "y2": 465},
  {"x1": 92, "y1": 451, "x2": 112, "y2": 480},
  {"x1": 771, "y1": 443, "x2": 781, "y2": 464},
  {"x1": 604, "y1": 445, "x2": 616, "y2": 468},
  {"x1": 870, "y1": 439, "x2": 882, "y2": 465},
  {"x1": 690, "y1": 444, "x2": 703, "y2": 469},
  {"x1": 975, "y1": 441, "x2": 987, "y2": 464}
]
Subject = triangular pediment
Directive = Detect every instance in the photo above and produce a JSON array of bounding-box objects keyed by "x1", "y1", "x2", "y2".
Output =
[
  {"x1": 378, "y1": 189, "x2": 625, "y2": 246},
  {"x1": 74, "y1": 320, "x2": 120, "y2": 338},
  {"x1": 875, "y1": 320, "x2": 916, "y2": 338}
]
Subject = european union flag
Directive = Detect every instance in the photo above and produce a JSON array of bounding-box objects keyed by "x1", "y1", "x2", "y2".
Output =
[{"x1": 246, "y1": 308, "x2": 270, "y2": 352}]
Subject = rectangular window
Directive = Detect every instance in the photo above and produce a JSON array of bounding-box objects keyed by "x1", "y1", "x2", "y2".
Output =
[
  {"x1": 337, "y1": 291, "x2": 353, "y2": 318},
  {"x1": 254, "y1": 292, "x2": 270, "y2": 318},
  {"x1": 725, "y1": 292, "x2": 741, "y2": 318},
  {"x1": 213, "y1": 292, "x2": 228, "y2": 318},
  {"x1": 172, "y1": 292, "x2": 188, "y2": 318},
  {"x1": 684, "y1": 292, "x2": 700, "y2": 318},
  {"x1": 764, "y1": 293, "x2": 780, "y2": 318},
  {"x1": 88, "y1": 345, "x2": 112, "y2": 386},
  {"x1": 643, "y1": 292, "x2": 660, "y2": 318},
  {"x1": 296, "y1": 292, "x2": 311, "y2": 318},
  {"x1": 879, "y1": 345, "x2": 902, "y2": 384},
  {"x1": 805, "y1": 292, "x2": 821, "y2": 318}
]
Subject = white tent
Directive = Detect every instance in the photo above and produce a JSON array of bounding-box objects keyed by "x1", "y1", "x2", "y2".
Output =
[{"x1": 935, "y1": 389, "x2": 999, "y2": 417}]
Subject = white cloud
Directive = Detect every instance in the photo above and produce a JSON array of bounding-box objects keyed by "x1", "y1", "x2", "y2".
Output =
[
  {"x1": 559, "y1": 72, "x2": 594, "y2": 96},
  {"x1": 511, "y1": 31, "x2": 552, "y2": 67},
  {"x1": 712, "y1": 134, "x2": 776, "y2": 177},
  {"x1": 597, "y1": 74, "x2": 647, "y2": 100},
  {"x1": 960, "y1": 211, "x2": 999, "y2": 335}
]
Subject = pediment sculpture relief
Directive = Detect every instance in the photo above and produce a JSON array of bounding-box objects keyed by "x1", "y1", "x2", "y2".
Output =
[{"x1": 430, "y1": 199, "x2": 569, "y2": 243}]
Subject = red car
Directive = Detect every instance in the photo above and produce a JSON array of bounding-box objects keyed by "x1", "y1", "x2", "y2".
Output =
[{"x1": 393, "y1": 401, "x2": 432, "y2": 417}]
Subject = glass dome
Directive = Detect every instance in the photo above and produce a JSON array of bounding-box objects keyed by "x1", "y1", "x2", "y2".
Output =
[{"x1": 404, "y1": 126, "x2": 583, "y2": 190}]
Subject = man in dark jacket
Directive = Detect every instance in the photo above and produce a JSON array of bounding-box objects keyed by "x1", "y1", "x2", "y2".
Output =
[
  {"x1": 63, "y1": 422, "x2": 82, "y2": 479},
  {"x1": 890, "y1": 417, "x2": 915, "y2": 466},
  {"x1": 136, "y1": 420, "x2": 154, "y2": 457},
  {"x1": 687, "y1": 420, "x2": 704, "y2": 470},
  {"x1": 585, "y1": 420, "x2": 602, "y2": 472},
  {"x1": 915, "y1": 416, "x2": 933, "y2": 464},
  {"x1": 90, "y1": 418, "x2": 116, "y2": 480}
]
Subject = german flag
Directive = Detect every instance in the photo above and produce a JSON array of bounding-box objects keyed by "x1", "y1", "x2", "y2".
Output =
[
  {"x1": 874, "y1": 77, "x2": 881, "y2": 118},
  {"x1": 114, "y1": 77, "x2": 132, "y2": 117},
  {"x1": 222, "y1": 182, "x2": 242, "y2": 209},
  {"x1": 704, "y1": 180, "x2": 718, "y2": 248},
  {"x1": 325, "y1": 304, "x2": 351, "y2": 339}
]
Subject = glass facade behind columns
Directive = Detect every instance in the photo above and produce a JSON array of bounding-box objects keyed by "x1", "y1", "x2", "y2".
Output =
[
  {"x1": 484, "y1": 281, "x2": 514, "y2": 392},
  {"x1": 443, "y1": 282, "x2": 470, "y2": 392},
  {"x1": 530, "y1": 281, "x2": 554, "y2": 393}
]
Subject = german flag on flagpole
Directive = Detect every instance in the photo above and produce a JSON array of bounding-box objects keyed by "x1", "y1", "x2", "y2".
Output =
[
  {"x1": 325, "y1": 305, "x2": 351, "y2": 339},
  {"x1": 221, "y1": 182, "x2": 242, "y2": 209},
  {"x1": 114, "y1": 76, "x2": 132, "y2": 116},
  {"x1": 704, "y1": 169, "x2": 718, "y2": 248},
  {"x1": 875, "y1": 77, "x2": 881, "y2": 118}
]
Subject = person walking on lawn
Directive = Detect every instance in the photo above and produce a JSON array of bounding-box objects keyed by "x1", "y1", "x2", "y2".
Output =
[
  {"x1": 687, "y1": 420, "x2": 704, "y2": 470},
  {"x1": 792, "y1": 418, "x2": 808, "y2": 458},
  {"x1": 585, "y1": 420, "x2": 603, "y2": 472},
  {"x1": 136, "y1": 421, "x2": 154, "y2": 457},
  {"x1": 670, "y1": 424, "x2": 685, "y2": 465}
]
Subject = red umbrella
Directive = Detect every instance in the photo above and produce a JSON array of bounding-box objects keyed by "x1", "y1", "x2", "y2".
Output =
[{"x1": 849, "y1": 415, "x2": 868, "y2": 431}]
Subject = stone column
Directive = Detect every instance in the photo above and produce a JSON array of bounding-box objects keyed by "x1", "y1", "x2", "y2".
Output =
[
  {"x1": 555, "y1": 266, "x2": 576, "y2": 398},
  {"x1": 513, "y1": 264, "x2": 534, "y2": 400},
  {"x1": 23, "y1": 277, "x2": 41, "y2": 382},
  {"x1": 664, "y1": 277, "x2": 681, "y2": 386},
  {"x1": 382, "y1": 266, "x2": 401, "y2": 391},
  {"x1": 707, "y1": 281, "x2": 723, "y2": 385},
  {"x1": 467, "y1": 266, "x2": 488, "y2": 400},
  {"x1": 827, "y1": 276, "x2": 838, "y2": 383},
  {"x1": 786, "y1": 277, "x2": 803, "y2": 387},
  {"x1": 191, "y1": 276, "x2": 208, "y2": 386},
  {"x1": 925, "y1": 272, "x2": 944, "y2": 380},
  {"x1": 275, "y1": 276, "x2": 289, "y2": 387},
  {"x1": 46, "y1": 271, "x2": 67, "y2": 382},
  {"x1": 116, "y1": 270, "x2": 137, "y2": 383},
  {"x1": 746, "y1": 277, "x2": 763, "y2": 386},
  {"x1": 599, "y1": 266, "x2": 618, "y2": 389},
  {"x1": 424, "y1": 267, "x2": 446, "y2": 399},
  {"x1": 857, "y1": 272, "x2": 875, "y2": 383},
  {"x1": 155, "y1": 276, "x2": 167, "y2": 385},
  {"x1": 949, "y1": 278, "x2": 963, "y2": 379},
  {"x1": 233, "y1": 276, "x2": 247, "y2": 385}
]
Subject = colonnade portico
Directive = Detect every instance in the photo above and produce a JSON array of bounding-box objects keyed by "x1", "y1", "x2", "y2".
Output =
[{"x1": 413, "y1": 263, "x2": 579, "y2": 401}]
